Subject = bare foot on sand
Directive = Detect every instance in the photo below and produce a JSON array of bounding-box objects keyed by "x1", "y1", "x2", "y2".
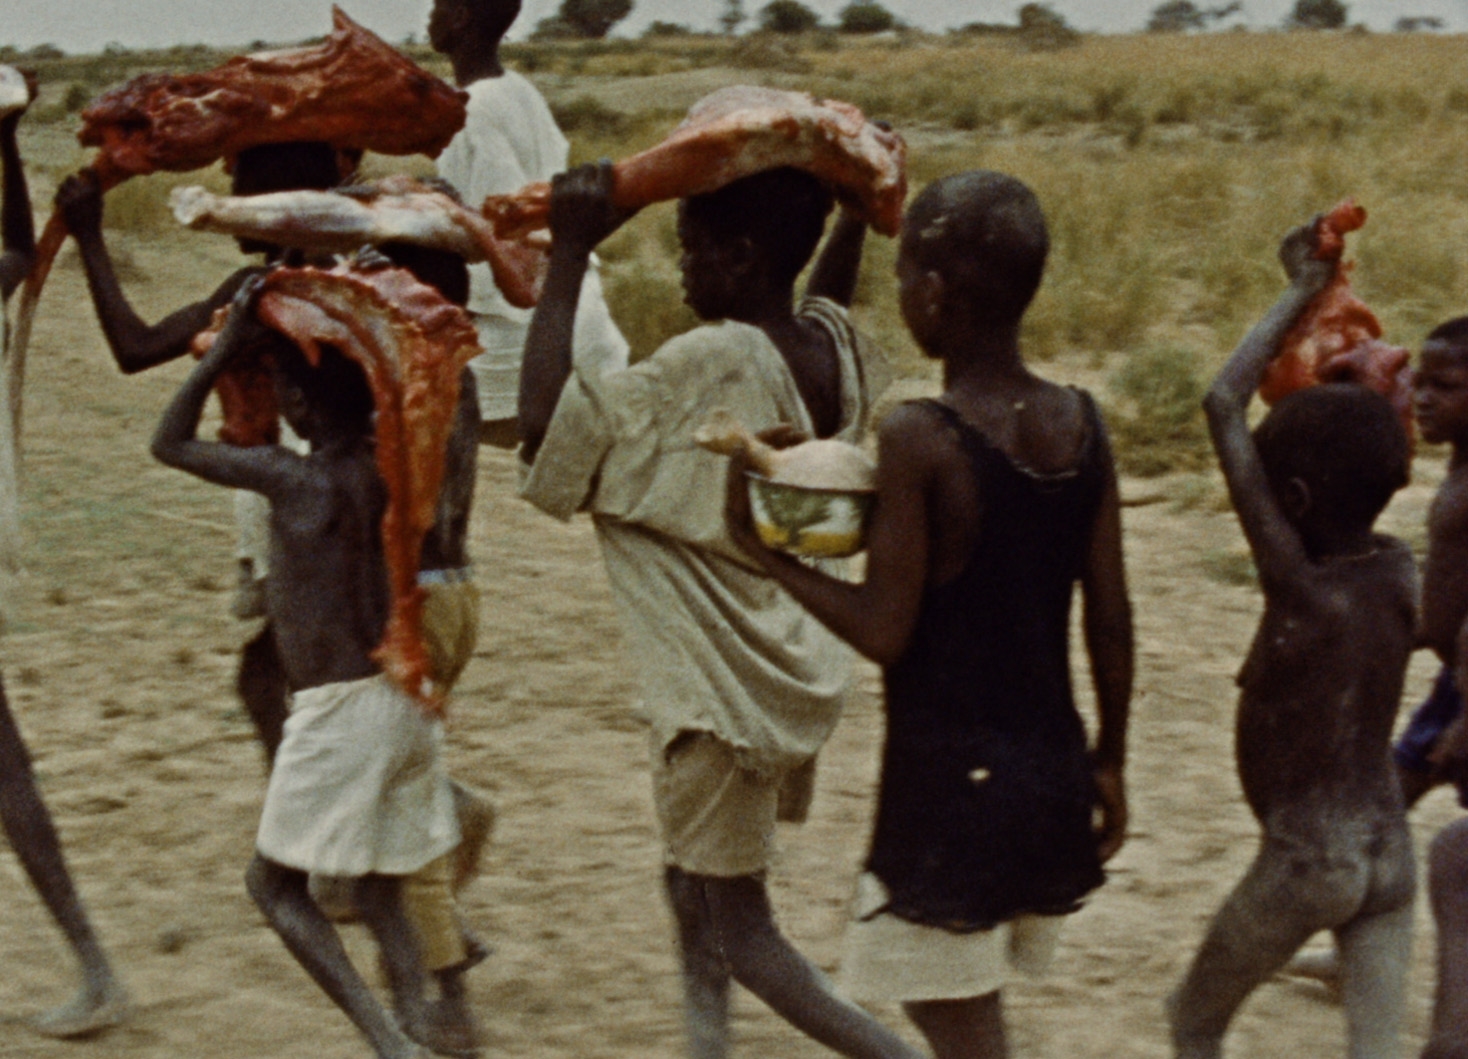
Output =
[{"x1": 30, "y1": 981, "x2": 131, "y2": 1039}]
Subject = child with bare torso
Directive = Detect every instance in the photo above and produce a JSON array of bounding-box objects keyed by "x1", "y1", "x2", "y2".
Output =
[
  {"x1": 725, "y1": 170, "x2": 1132, "y2": 1059},
  {"x1": 151, "y1": 278, "x2": 460, "y2": 1059},
  {"x1": 1403, "y1": 317, "x2": 1468, "y2": 1059},
  {"x1": 0, "y1": 67, "x2": 130, "y2": 1041},
  {"x1": 1168, "y1": 221, "x2": 1417, "y2": 1059}
]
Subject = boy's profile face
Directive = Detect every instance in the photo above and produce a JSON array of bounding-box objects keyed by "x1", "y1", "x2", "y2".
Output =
[
  {"x1": 1413, "y1": 342, "x2": 1468, "y2": 445},
  {"x1": 676, "y1": 208, "x2": 742, "y2": 322},
  {"x1": 895, "y1": 240, "x2": 939, "y2": 356}
]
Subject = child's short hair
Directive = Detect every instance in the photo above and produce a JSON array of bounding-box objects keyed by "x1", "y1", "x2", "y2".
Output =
[
  {"x1": 232, "y1": 142, "x2": 342, "y2": 196},
  {"x1": 277, "y1": 344, "x2": 376, "y2": 430},
  {"x1": 903, "y1": 170, "x2": 1048, "y2": 327},
  {"x1": 1253, "y1": 383, "x2": 1409, "y2": 530},
  {"x1": 438, "y1": 0, "x2": 521, "y2": 42},
  {"x1": 681, "y1": 167, "x2": 835, "y2": 289},
  {"x1": 1426, "y1": 316, "x2": 1468, "y2": 351}
]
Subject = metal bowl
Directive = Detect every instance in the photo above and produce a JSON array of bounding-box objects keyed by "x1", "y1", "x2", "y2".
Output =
[{"x1": 746, "y1": 472, "x2": 875, "y2": 559}]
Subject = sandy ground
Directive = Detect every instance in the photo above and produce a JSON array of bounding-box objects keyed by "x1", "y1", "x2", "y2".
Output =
[{"x1": 2, "y1": 133, "x2": 1465, "y2": 1059}]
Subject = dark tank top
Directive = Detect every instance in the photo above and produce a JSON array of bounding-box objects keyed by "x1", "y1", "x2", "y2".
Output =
[{"x1": 865, "y1": 396, "x2": 1109, "y2": 932}]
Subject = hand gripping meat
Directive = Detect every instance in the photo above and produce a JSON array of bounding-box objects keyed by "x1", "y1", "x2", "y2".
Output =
[{"x1": 1259, "y1": 199, "x2": 1414, "y2": 435}]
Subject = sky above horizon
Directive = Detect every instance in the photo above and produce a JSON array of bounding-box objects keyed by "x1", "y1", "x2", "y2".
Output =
[{"x1": 4, "y1": 0, "x2": 1467, "y2": 53}]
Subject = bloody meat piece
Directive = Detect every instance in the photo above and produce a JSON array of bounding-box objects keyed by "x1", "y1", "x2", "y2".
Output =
[
  {"x1": 1258, "y1": 199, "x2": 1413, "y2": 435},
  {"x1": 77, "y1": 7, "x2": 467, "y2": 178},
  {"x1": 191, "y1": 262, "x2": 482, "y2": 712},
  {"x1": 482, "y1": 85, "x2": 908, "y2": 241},
  {"x1": 10, "y1": 10, "x2": 467, "y2": 467}
]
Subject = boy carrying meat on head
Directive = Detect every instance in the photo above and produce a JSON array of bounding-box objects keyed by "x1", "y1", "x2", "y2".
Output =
[
  {"x1": 518, "y1": 162, "x2": 922, "y2": 1059},
  {"x1": 59, "y1": 161, "x2": 494, "y2": 1055},
  {"x1": 1168, "y1": 219, "x2": 1417, "y2": 1059},
  {"x1": 0, "y1": 68, "x2": 130, "y2": 1041},
  {"x1": 428, "y1": 0, "x2": 628, "y2": 448},
  {"x1": 151, "y1": 275, "x2": 461, "y2": 1059},
  {"x1": 725, "y1": 170, "x2": 1132, "y2": 1059},
  {"x1": 1402, "y1": 316, "x2": 1468, "y2": 1059}
]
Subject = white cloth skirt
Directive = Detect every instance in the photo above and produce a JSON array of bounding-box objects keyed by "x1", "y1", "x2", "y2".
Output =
[{"x1": 256, "y1": 674, "x2": 459, "y2": 876}]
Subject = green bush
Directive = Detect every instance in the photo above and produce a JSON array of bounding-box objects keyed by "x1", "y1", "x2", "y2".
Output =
[
  {"x1": 1105, "y1": 347, "x2": 1213, "y2": 477},
  {"x1": 759, "y1": 0, "x2": 821, "y2": 34},
  {"x1": 838, "y1": 2, "x2": 896, "y2": 34}
]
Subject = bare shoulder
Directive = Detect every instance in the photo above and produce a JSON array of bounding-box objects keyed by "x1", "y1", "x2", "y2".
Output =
[
  {"x1": 877, "y1": 401, "x2": 959, "y2": 470},
  {"x1": 1430, "y1": 464, "x2": 1468, "y2": 538}
]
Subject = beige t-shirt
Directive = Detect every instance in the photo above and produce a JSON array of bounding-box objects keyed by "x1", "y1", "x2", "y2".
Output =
[{"x1": 521, "y1": 298, "x2": 869, "y2": 772}]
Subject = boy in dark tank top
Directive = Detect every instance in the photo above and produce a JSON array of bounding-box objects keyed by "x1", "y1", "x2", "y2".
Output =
[
  {"x1": 725, "y1": 170, "x2": 1133, "y2": 1059},
  {"x1": 1167, "y1": 219, "x2": 1416, "y2": 1059}
]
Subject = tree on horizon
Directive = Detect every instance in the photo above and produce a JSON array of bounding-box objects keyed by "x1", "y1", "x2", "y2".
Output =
[{"x1": 1286, "y1": 0, "x2": 1348, "y2": 29}]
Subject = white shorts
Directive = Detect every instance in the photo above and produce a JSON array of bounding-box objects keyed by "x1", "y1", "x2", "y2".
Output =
[
  {"x1": 256, "y1": 674, "x2": 459, "y2": 876},
  {"x1": 839, "y1": 873, "x2": 1064, "y2": 1002}
]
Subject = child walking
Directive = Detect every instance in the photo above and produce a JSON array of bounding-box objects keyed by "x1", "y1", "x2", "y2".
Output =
[
  {"x1": 518, "y1": 161, "x2": 920, "y2": 1059},
  {"x1": 1403, "y1": 316, "x2": 1468, "y2": 1059},
  {"x1": 725, "y1": 170, "x2": 1133, "y2": 1059},
  {"x1": 151, "y1": 278, "x2": 460, "y2": 1059},
  {"x1": 1168, "y1": 218, "x2": 1417, "y2": 1059}
]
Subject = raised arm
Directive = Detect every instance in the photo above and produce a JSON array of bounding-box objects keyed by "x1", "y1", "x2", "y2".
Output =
[
  {"x1": 1080, "y1": 430, "x2": 1133, "y2": 862},
  {"x1": 0, "y1": 72, "x2": 37, "y2": 301},
  {"x1": 724, "y1": 404, "x2": 936, "y2": 666},
  {"x1": 150, "y1": 278, "x2": 304, "y2": 497},
  {"x1": 803, "y1": 209, "x2": 868, "y2": 308},
  {"x1": 56, "y1": 172, "x2": 255, "y2": 374},
  {"x1": 519, "y1": 162, "x2": 635, "y2": 462},
  {"x1": 1201, "y1": 222, "x2": 1334, "y2": 588}
]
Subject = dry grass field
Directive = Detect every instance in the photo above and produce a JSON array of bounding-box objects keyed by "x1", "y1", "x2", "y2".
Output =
[{"x1": 1, "y1": 26, "x2": 1467, "y2": 1058}]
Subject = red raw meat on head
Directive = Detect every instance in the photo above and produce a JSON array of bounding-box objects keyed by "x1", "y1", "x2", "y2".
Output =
[
  {"x1": 483, "y1": 85, "x2": 908, "y2": 240},
  {"x1": 201, "y1": 262, "x2": 482, "y2": 713},
  {"x1": 1258, "y1": 198, "x2": 1414, "y2": 436},
  {"x1": 78, "y1": 7, "x2": 467, "y2": 179}
]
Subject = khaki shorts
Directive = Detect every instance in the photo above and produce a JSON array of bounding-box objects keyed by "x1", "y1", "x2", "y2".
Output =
[
  {"x1": 420, "y1": 574, "x2": 480, "y2": 693},
  {"x1": 651, "y1": 731, "x2": 813, "y2": 877},
  {"x1": 840, "y1": 873, "x2": 1064, "y2": 1002}
]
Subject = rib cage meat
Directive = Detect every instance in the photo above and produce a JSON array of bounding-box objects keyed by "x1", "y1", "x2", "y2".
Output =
[
  {"x1": 231, "y1": 263, "x2": 481, "y2": 713},
  {"x1": 1259, "y1": 199, "x2": 1413, "y2": 432},
  {"x1": 482, "y1": 85, "x2": 908, "y2": 241}
]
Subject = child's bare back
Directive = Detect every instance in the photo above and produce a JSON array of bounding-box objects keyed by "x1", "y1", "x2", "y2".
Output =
[{"x1": 1234, "y1": 542, "x2": 1416, "y2": 826}]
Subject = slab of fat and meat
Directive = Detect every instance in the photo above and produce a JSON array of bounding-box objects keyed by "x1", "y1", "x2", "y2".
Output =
[
  {"x1": 482, "y1": 85, "x2": 908, "y2": 242},
  {"x1": 171, "y1": 176, "x2": 546, "y2": 308}
]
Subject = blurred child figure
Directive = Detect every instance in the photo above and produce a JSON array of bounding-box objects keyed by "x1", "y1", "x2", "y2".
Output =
[
  {"x1": 0, "y1": 67, "x2": 130, "y2": 1041},
  {"x1": 1168, "y1": 219, "x2": 1416, "y2": 1059},
  {"x1": 428, "y1": 0, "x2": 627, "y2": 447},
  {"x1": 151, "y1": 277, "x2": 461, "y2": 1059},
  {"x1": 725, "y1": 170, "x2": 1133, "y2": 1059},
  {"x1": 518, "y1": 161, "x2": 920, "y2": 1059},
  {"x1": 1405, "y1": 316, "x2": 1468, "y2": 1059}
]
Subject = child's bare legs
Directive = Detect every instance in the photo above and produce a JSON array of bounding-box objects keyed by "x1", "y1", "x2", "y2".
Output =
[
  {"x1": 0, "y1": 678, "x2": 129, "y2": 1038},
  {"x1": 1424, "y1": 818, "x2": 1468, "y2": 1059},
  {"x1": 665, "y1": 866, "x2": 732, "y2": 1059},
  {"x1": 1169, "y1": 837, "x2": 1369, "y2": 1059},
  {"x1": 245, "y1": 854, "x2": 427, "y2": 1059},
  {"x1": 904, "y1": 995, "x2": 1007, "y2": 1059},
  {"x1": 665, "y1": 867, "x2": 924, "y2": 1059}
]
